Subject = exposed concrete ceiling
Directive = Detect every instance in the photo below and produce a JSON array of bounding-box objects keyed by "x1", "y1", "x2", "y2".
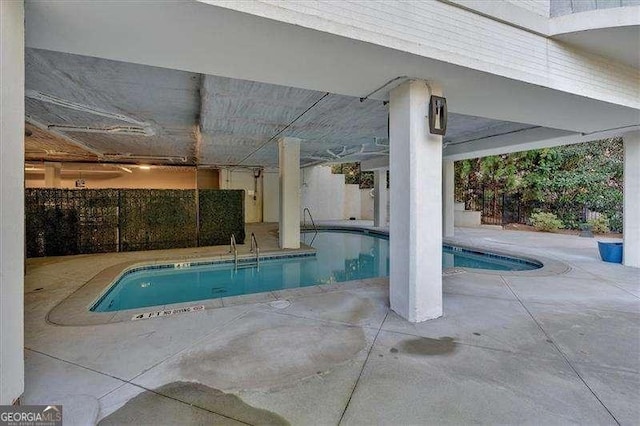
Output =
[
  {"x1": 26, "y1": 48, "x2": 200, "y2": 164},
  {"x1": 25, "y1": 122, "x2": 99, "y2": 162},
  {"x1": 25, "y1": 0, "x2": 640, "y2": 135},
  {"x1": 26, "y1": 48, "x2": 545, "y2": 168}
]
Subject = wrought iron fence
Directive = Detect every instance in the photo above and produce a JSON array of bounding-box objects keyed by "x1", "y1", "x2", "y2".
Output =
[
  {"x1": 25, "y1": 189, "x2": 245, "y2": 257},
  {"x1": 463, "y1": 187, "x2": 603, "y2": 229},
  {"x1": 478, "y1": 190, "x2": 529, "y2": 226}
]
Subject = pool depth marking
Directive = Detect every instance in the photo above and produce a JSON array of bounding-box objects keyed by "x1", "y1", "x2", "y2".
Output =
[{"x1": 131, "y1": 304, "x2": 205, "y2": 321}]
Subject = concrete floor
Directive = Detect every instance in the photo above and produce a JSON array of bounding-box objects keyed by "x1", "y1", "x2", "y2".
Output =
[{"x1": 23, "y1": 225, "x2": 639, "y2": 425}]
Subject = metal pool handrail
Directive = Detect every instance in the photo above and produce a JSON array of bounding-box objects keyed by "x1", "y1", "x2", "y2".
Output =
[
  {"x1": 303, "y1": 207, "x2": 317, "y2": 231},
  {"x1": 229, "y1": 234, "x2": 238, "y2": 271},
  {"x1": 250, "y1": 232, "x2": 260, "y2": 270},
  {"x1": 303, "y1": 207, "x2": 318, "y2": 245}
]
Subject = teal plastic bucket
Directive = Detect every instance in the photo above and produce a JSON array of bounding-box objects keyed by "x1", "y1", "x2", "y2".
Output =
[{"x1": 597, "y1": 241, "x2": 623, "y2": 263}]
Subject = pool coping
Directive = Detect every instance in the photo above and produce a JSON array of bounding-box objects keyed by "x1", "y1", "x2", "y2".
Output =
[
  {"x1": 47, "y1": 227, "x2": 569, "y2": 326},
  {"x1": 46, "y1": 246, "x2": 317, "y2": 326}
]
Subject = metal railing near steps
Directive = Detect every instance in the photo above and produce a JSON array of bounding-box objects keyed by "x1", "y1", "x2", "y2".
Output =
[
  {"x1": 230, "y1": 232, "x2": 260, "y2": 273},
  {"x1": 302, "y1": 207, "x2": 318, "y2": 245},
  {"x1": 229, "y1": 234, "x2": 238, "y2": 271},
  {"x1": 249, "y1": 232, "x2": 260, "y2": 270}
]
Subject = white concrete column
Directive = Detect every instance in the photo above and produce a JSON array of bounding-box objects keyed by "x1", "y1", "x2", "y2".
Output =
[
  {"x1": 1, "y1": 0, "x2": 25, "y2": 405},
  {"x1": 218, "y1": 168, "x2": 230, "y2": 189},
  {"x1": 44, "y1": 162, "x2": 62, "y2": 188},
  {"x1": 373, "y1": 169, "x2": 388, "y2": 227},
  {"x1": 442, "y1": 160, "x2": 455, "y2": 237},
  {"x1": 624, "y1": 131, "x2": 640, "y2": 268},
  {"x1": 389, "y1": 80, "x2": 443, "y2": 322},
  {"x1": 279, "y1": 137, "x2": 301, "y2": 249}
]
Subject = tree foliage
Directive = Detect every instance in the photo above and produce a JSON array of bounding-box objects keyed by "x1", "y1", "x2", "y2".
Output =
[
  {"x1": 332, "y1": 163, "x2": 374, "y2": 188},
  {"x1": 455, "y1": 138, "x2": 623, "y2": 231}
]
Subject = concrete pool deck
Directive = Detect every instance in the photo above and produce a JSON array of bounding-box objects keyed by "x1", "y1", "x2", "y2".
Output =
[{"x1": 23, "y1": 225, "x2": 639, "y2": 425}]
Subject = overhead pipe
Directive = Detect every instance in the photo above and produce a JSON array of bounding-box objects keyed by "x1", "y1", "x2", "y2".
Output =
[
  {"x1": 25, "y1": 90, "x2": 150, "y2": 127},
  {"x1": 47, "y1": 124, "x2": 155, "y2": 136}
]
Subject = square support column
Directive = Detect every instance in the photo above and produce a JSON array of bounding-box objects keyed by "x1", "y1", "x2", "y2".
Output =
[
  {"x1": 218, "y1": 168, "x2": 231, "y2": 189},
  {"x1": 279, "y1": 137, "x2": 301, "y2": 249},
  {"x1": 624, "y1": 131, "x2": 640, "y2": 268},
  {"x1": 442, "y1": 160, "x2": 455, "y2": 238},
  {"x1": 373, "y1": 169, "x2": 388, "y2": 227},
  {"x1": 44, "y1": 162, "x2": 62, "y2": 188},
  {"x1": 1, "y1": 0, "x2": 25, "y2": 405},
  {"x1": 389, "y1": 80, "x2": 443, "y2": 322}
]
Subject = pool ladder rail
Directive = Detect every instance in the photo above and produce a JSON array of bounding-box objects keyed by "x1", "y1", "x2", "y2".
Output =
[
  {"x1": 302, "y1": 207, "x2": 318, "y2": 245},
  {"x1": 229, "y1": 233, "x2": 260, "y2": 273}
]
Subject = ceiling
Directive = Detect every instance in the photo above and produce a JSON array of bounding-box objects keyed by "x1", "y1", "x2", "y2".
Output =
[
  {"x1": 554, "y1": 25, "x2": 640, "y2": 69},
  {"x1": 26, "y1": 48, "x2": 538, "y2": 169}
]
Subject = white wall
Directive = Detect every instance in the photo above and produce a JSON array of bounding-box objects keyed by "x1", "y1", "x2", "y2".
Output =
[
  {"x1": 205, "y1": 0, "x2": 639, "y2": 112},
  {"x1": 25, "y1": 165, "x2": 219, "y2": 190},
  {"x1": 300, "y1": 166, "x2": 382, "y2": 221},
  {"x1": 219, "y1": 168, "x2": 263, "y2": 223},
  {"x1": 301, "y1": 166, "x2": 346, "y2": 221},
  {"x1": 1, "y1": 0, "x2": 25, "y2": 405},
  {"x1": 360, "y1": 188, "x2": 374, "y2": 220},
  {"x1": 262, "y1": 171, "x2": 279, "y2": 223},
  {"x1": 343, "y1": 184, "x2": 361, "y2": 220}
]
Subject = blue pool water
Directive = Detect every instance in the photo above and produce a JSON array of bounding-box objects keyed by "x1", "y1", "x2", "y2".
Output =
[{"x1": 91, "y1": 230, "x2": 540, "y2": 312}]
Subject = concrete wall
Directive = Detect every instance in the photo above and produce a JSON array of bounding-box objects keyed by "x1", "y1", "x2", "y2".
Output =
[
  {"x1": 506, "y1": 0, "x2": 550, "y2": 16},
  {"x1": 454, "y1": 202, "x2": 481, "y2": 227},
  {"x1": 219, "y1": 168, "x2": 263, "y2": 223},
  {"x1": 197, "y1": 169, "x2": 220, "y2": 189},
  {"x1": 209, "y1": 0, "x2": 639, "y2": 112},
  {"x1": 263, "y1": 171, "x2": 279, "y2": 223},
  {"x1": 551, "y1": 0, "x2": 639, "y2": 17},
  {"x1": 360, "y1": 188, "x2": 374, "y2": 220},
  {"x1": 300, "y1": 166, "x2": 380, "y2": 221},
  {"x1": 301, "y1": 166, "x2": 346, "y2": 221},
  {"x1": 344, "y1": 184, "x2": 361, "y2": 220},
  {"x1": 1, "y1": 0, "x2": 25, "y2": 405},
  {"x1": 25, "y1": 165, "x2": 219, "y2": 190}
]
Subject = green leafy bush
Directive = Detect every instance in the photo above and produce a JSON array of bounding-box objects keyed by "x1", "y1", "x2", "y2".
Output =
[
  {"x1": 530, "y1": 212, "x2": 564, "y2": 232},
  {"x1": 25, "y1": 188, "x2": 245, "y2": 257},
  {"x1": 587, "y1": 215, "x2": 610, "y2": 234}
]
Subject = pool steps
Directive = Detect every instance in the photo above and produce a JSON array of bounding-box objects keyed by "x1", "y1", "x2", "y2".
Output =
[{"x1": 230, "y1": 232, "x2": 261, "y2": 272}]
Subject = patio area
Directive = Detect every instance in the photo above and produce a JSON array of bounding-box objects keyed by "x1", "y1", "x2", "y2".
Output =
[{"x1": 23, "y1": 226, "x2": 639, "y2": 425}]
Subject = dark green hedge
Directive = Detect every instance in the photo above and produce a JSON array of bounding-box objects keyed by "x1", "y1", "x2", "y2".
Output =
[
  {"x1": 25, "y1": 189, "x2": 119, "y2": 257},
  {"x1": 119, "y1": 190, "x2": 197, "y2": 251},
  {"x1": 25, "y1": 188, "x2": 244, "y2": 257},
  {"x1": 199, "y1": 189, "x2": 245, "y2": 245}
]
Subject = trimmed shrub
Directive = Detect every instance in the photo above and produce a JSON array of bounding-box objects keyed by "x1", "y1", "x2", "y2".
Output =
[
  {"x1": 199, "y1": 189, "x2": 245, "y2": 246},
  {"x1": 587, "y1": 215, "x2": 610, "y2": 234},
  {"x1": 530, "y1": 212, "x2": 564, "y2": 232},
  {"x1": 25, "y1": 188, "x2": 245, "y2": 257}
]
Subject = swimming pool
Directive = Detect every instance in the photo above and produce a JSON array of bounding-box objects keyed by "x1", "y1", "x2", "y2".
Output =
[{"x1": 91, "y1": 230, "x2": 540, "y2": 312}]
